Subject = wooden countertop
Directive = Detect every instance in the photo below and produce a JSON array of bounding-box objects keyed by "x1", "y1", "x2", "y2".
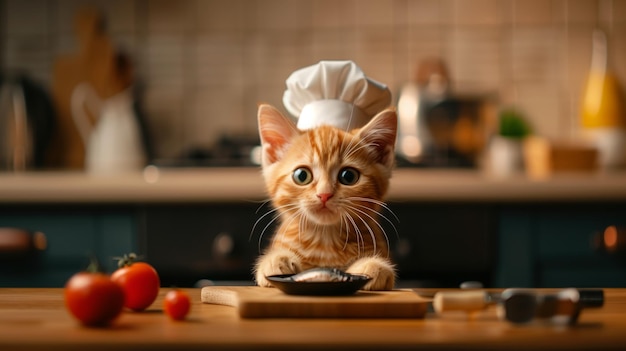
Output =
[
  {"x1": 0, "y1": 168, "x2": 625, "y2": 204},
  {"x1": 1, "y1": 288, "x2": 625, "y2": 350}
]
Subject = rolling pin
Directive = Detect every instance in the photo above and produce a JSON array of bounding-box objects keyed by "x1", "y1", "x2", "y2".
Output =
[{"x1": 434, "y1": 288, "x2": 604, "y2": 325}]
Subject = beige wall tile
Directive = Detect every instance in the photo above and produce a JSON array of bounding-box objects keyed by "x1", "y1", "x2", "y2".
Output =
[
  {"x1": 143, "y1": 88, "x2": 186, "y2": 159},
  {"x1": 610, "y1": 23, "x2": 626, "y2": 85},
  {"x1": 355, "y1": 0, "x2": 395, "y2": 27},
  {"x1": 453, "y1": 0, "x2": 506, "y2": 26},
  {"x1": 564, "y1": 0, "x2": 600, "y2": 24},
  {"x1": 146, "y1": 0, "x2": 196, "y2": 35},
  {"x1": 190, "y1": 88, "x2": 248, "y2": 147},
  {"x1": 253, "y1": 0, "x2": 313, "y2": 30},
  {"x1": 246, "y1": 31, "x2": 313, "y2": 84},
  {"x1": 510, "y1": 27, "x2": 560, "y2": 84},
  {"x1": 354, "y1": 27, "x2": 396, "y2": 85},
  {"x1": 565, "y1": 25, "x2": 596, "y2": 135},
  {"x1": 446, "y1": 27, "x2": 503, "y2": 94},
  {"x1": 310, "y1": 29, "x2": 358, "y2": 61},
  {"x1": 144, "y1": 35, "x2": 187, "y2": 89},
  {"x1": 4, "y1": 35, "x2": 52, "y2": 84},
  {"x1": 610, "y1": 0, "x2": 626, "y2": 22},
  {"x1": 406, "y1": 0, "x2": 445, "y2": 25},
  {"x1": 515, "y1": 83, "x2": 562, "y2": 139},
  {"x1": 511, "y1": 0, "x2": 555, "y2": 25},
  {"x1": 6, "y1": 0, "x2": 50, "y2": 36},
  {"x1": 312, "y1": 0, "x2": 358, "y2": 28},
  {"x1": 53, "y1": 0, "x2": 137, "y2": 36},
  {"x1": 406, "y1": 26, "x2": 446, "y2": 64},
  {"x1": 3, "y1": 0, "x2": 623, "y2": 162},
  {"x1": 195, "y1": 33, "x2": 246, "y2": 89},
  {"x1": 196, "y1": 0, "x2": 247, "y2": 32}
]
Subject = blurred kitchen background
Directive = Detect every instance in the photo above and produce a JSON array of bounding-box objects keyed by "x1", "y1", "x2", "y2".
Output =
[
  {"x1": 2, "y1": 0, "x2": 625, "y2": 170},
  {"x1": 2, "y1": 0, "x2": 626, "y2": 289}
]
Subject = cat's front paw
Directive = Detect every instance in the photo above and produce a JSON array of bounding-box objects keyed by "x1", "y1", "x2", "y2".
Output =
[
  {"x1": 254, "y1": 249, "x2": 302, "y2": 287},
  {"x1": 346, "y1": 256, "x2": 395, "y2": 291}
]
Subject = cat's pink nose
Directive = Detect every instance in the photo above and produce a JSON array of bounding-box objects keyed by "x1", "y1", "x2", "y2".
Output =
[{"x1": 317, "y1": 193, "x2": 333, "y2": 204}]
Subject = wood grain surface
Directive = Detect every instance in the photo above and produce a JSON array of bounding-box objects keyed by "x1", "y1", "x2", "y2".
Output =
[
  {"x1": 200, "y1": 286, "x2": 430, "y2": 318},
  {"x1": 1, "y1": 288, "x2": 626, "y2": 350}
]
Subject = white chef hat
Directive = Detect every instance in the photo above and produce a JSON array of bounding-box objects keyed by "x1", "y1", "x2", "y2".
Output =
[{"x1": 283, "y1": 60, "x2": 392, "y2": 130}]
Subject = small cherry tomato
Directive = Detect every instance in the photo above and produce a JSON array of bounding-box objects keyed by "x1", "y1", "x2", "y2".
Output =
[
  {"x1": 64, "y1": 271, "x2": 125, "y2": 327},
  {"x1": 164, "y1": 289, "x2": 191, "y2": 320},
  {"x1": 111, "y1": 253, "x2": 160, "y2": 311}
]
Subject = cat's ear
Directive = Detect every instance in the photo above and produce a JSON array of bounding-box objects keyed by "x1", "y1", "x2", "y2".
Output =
[
  {"x1": 357, "y1": 108, "x2": 397, "y2": 168},
  {"x1": 258, "y1": 104, "x2": 300, "y2": 166}
]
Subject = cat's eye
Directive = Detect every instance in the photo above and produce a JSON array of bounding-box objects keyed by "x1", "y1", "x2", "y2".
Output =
[
  {"x1": 338, "y1": 167, "x2": 359, "y2": 185},
  {"x1": 292, "y1": 167, "x2": 313, "y2": 185}
]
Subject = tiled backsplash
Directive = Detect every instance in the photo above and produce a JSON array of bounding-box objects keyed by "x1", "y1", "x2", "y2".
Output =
[{"x1": 2, "y1": 0, "x2": 625, "y2": 160}]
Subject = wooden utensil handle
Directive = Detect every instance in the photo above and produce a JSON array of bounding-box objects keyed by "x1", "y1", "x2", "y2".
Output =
[
  {"x1": 433, "y1": 291, "x2": 488, "y2": 313},
  {"x1": 201, "y1": 287, "x2": 240, "y2": 307}
]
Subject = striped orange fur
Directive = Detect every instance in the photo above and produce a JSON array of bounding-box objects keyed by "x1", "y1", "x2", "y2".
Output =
[{"x1": 254, "y1": 104, "x2": 398, "y2": 290}]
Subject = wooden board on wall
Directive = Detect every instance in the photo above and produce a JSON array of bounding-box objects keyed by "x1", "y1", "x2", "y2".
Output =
[{"x1": 48, "y1": 7, "x2": 132, "y2": 169}]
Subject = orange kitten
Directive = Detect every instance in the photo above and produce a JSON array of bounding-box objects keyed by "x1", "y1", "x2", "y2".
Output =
[{"x1": 254, "y1": 104, "x2": 398, "y2": 290}]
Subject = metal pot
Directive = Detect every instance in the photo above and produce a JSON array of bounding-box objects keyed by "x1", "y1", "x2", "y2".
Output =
[{"x1": 0, "y1": 73, "x2": 56, "y2": 171}]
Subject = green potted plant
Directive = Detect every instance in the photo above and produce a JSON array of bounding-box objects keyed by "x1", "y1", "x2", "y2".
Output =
[
  {"x1": 499, "y1": 108, "x2": 532, "y2": 139},
  {"x1": 489, "y1": 107, "x2": 532, "y2": 176}
]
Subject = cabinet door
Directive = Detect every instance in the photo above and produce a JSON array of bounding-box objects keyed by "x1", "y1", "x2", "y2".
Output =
[
  {"x1": 535, "y1": 204, "x2": 626, "y2": 287},
  {"x1": 139, "y1": 204, "x2": 263, "y2": 287},
  {"x1": 0, "y1": 208, "x2": 137, "y2": 287},
  {"x1": 388, "y1": 203, "x2": 496, "y2": 287},
  {"x1": 496, "y1": 203, "x2": 626, "y2": 288},
  {"x1": 495, "y1": 209, "x2": 534, "y2": 287}
]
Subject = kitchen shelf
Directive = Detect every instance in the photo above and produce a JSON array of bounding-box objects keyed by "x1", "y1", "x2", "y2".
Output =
[{"x1": 0, "y1": 168, "x2": 625, "y2": 204}]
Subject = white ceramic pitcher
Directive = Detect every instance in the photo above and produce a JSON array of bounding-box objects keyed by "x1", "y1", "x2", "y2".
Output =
[{"x1": 71, "y1": 83, "x2": 146, "y2": 174}]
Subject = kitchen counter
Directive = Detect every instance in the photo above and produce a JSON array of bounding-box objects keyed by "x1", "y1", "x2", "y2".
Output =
[
  {"x1": 1, "y1": 168, "x2": 626, "y2": 204},
  {"x1": 1, "y1": 288, "x2": 626, "y2": 350}
]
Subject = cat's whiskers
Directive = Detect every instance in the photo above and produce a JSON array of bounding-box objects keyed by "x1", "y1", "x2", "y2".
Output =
[
  {"x1": 351, "y1": 206, "x2": 378, "y2": 255},
  {"x1": 253, "y1": 199, "x2": 272, "y2": 214},
  {"x1": 344, "y1": 141, "x2": 380, "y2": 160},
  {"x1": 250, "y1": 202, "x2": 286, "y2": 240},
  {"x1": 252, "y1": 203, "x2": 299, "y2": 252},
  {"x1": 342, "y1": 126, "x2": 368, "y2": 159},
  {"x1": 347, "y1": 197, "x2": 400, "y2": 239},
  {"x1": 342, "y1": 137, "x2": 364, "y2": 159},
  {"x1": 344, "y1": 103, "x2": 356, "y2": 133},
  {"x1": 348, "y1": 197, "x2": 399, "y2": 222},
  {"x1": 343, "y1": 204, "x2": 391, "y2": 256},
  {"x1": 279, "y1": 206, "x2": 306, "y2": 245},
  {"x1": 343, "y1": 211, "x2": 364, "y2": 258},
  {"x1": 340, "y1": 213, "x2": 350, "y2": 251},
  {"x1": 298, "y1": 210, "x2": 308, "y2": 244},
  {"x1": 350, "y1": 203, "x2": 397, "y2": 250}
]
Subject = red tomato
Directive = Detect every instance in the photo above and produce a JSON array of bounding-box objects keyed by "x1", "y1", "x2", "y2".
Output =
[
  {"x1": 64, "y1": 272, "x2": 125, "y2": 327},
  {"x1": 111, "y1": 257, "x2": 160, "y2": 312},
  {"x1": 164, "y1": 289, "x2": 191, "y2": 321}
]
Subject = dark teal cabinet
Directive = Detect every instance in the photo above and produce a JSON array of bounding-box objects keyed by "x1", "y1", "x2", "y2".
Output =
[
  {"x1": 2, "y1": 201, "x2": 624, "y2": 288},
  {"x1": 495, "y1": 203, "x2": 626, "y2": 288},
  {"x1": 0, "y1": 207, "x2": 137, "y2": 287}
]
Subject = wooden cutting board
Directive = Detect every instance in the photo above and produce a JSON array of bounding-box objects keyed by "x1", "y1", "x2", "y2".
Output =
[{"x1": 200, "y1": 286, "x2": 429, "y2": 318}]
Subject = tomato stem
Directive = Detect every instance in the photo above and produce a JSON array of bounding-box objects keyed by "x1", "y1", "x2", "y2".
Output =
[
  {"x1": 114, "y1": 252, "x2": 139, "y2": 268},
  {"x1": 86, "y1": 255, "x2": 103, "y2": 273}
]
